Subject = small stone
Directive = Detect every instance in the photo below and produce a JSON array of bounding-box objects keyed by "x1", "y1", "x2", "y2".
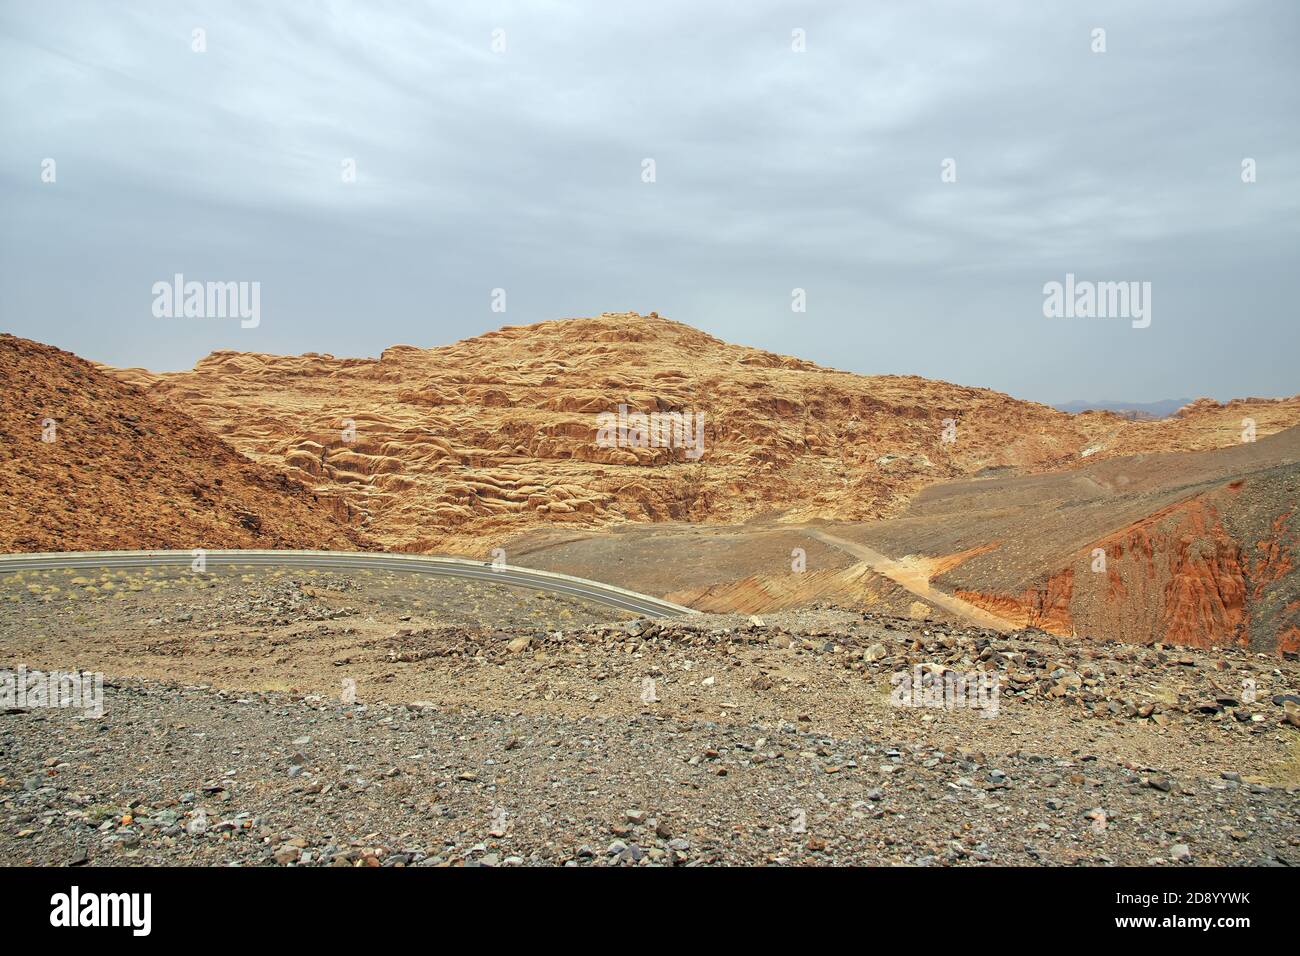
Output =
[{"x1": 273, "y1": 844, "x2": 302, "y2": 865}]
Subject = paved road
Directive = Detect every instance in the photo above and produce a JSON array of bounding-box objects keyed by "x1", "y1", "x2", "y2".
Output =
[
  {"x1": 802, "y1": 529, "x2": 1017, "y2": 633},
  {"x1": 0, "y1": 549, "x2": 697, "y2": 618}
]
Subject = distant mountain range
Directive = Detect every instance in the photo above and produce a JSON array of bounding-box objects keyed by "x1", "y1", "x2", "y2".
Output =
[{"x1": 1053, "y1": 398, "x2": 1194, "y2": 419}]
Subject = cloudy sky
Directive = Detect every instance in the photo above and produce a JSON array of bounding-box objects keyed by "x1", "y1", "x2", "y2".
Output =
[{"x1": 1, "y1": 0, "x2": 1296, "y2": 404}]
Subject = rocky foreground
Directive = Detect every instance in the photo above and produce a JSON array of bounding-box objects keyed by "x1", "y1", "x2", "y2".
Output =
[
  {"x1": 1, "y1": 677, "x2": 1297, "y2": 867},
  {"x1": 3, "y1": 589, "x2": 1298, "y2": 866}
]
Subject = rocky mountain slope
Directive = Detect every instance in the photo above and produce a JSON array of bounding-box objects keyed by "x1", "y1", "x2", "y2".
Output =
[
  {"x1": 0, "y1": 334, "x2": 369, "y2": 553},
  {"x1": 950, "y1": 465, "x2": 1299, "y2": 654},
  {"x1": 835, "y1": 428, "x2": 1300, "y2": 652},
  {"x1": 102, "y1": 312, "x2": 1300, "y2": 555}
]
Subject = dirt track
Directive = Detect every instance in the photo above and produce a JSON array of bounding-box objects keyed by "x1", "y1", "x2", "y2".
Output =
[{"x1": 802, "y1": 528, "x2": 1017, "y2": 632}]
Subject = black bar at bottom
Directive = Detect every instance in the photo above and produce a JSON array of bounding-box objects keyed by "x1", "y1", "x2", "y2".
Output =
[{"x1": 0, "y1": 864, "x2": 1279, "y2": 940}]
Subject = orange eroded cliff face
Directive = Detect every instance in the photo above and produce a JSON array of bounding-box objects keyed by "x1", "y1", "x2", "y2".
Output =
[
  {"x1": 102, "y1": 313, "x2": 1300, "y2": 555},
  {"x1": 963, "y1": 498, "x2": 1248, "y2": 646},
  {"x1": 957, "y1": 570, "x2": 1074, "y2": 633},
  {"x1": 956, "y1": 487, "x2": 1299, "y2": 652},
  {"x1": 1146, "y1": 499, "x2": 1249, "y2": 648}
]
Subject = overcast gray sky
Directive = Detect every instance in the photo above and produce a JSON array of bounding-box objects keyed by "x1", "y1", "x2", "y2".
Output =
[{"x1": 1, "y1": 0, "x2": 1297, "y2": 404}]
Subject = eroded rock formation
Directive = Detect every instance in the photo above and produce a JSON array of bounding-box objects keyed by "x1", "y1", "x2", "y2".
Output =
[{"x1": 101, "y1": 312, "x2": 1300, "y2": 556}]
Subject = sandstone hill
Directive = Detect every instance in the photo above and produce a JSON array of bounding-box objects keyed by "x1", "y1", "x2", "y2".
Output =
[
  {"x1": 100, "y1": 312, "x2": 1300, "y2": 555},
  {"x1": 0, "y1": 334, "x2": 369, "y2": 553}
]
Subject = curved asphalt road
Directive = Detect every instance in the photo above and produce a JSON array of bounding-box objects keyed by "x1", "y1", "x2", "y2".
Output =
[{"x1": 0, "y1": 550, "x2": 697, "y2": 618}]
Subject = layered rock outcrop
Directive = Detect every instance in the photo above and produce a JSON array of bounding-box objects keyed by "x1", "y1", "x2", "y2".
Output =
[{"x1": 102, "y1": 313, "x2": 1300, "y2": 555}]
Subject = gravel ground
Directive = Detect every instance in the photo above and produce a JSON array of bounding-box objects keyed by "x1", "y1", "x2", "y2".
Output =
[
  {"x1": 2, "y1": 674, "x2": 1298, "y2": 867},
  {"x1": 2, "y1": 574, "x2": 1298, "y2": 867}
]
